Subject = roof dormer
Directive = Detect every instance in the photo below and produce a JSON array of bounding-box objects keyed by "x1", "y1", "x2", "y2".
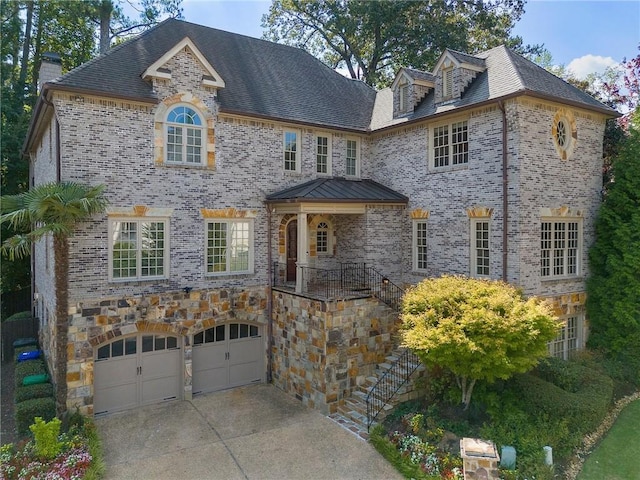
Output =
[
  {"x1": 142, "y1": 36, "x2": 225, "y2": 91},
  {"x1": 433, "y1": 49, "x2": 485, "y2": 104},
  {"x1": 390, "y1": 67, "x2": 435, "y2": 117}
]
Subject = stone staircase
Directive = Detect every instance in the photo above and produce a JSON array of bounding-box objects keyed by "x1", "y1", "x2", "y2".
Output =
[{"x1": 329, "y1": 348, "x2": 425, "y2": 439}]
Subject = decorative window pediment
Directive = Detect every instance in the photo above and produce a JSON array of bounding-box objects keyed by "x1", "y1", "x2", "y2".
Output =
[{"x1": 142, "y1": 37, "x2": 225, "y2": 89}]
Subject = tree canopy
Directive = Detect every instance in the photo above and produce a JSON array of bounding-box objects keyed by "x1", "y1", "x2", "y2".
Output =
[
  {"x1": 262, "y1": 0, "x2": 540, "y2": 87},
  {"x1": 401, "y1": 275, "x2": 559, "y2": 410}
]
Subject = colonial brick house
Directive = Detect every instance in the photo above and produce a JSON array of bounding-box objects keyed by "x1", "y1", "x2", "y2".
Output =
[{"x1": 24, "y1": 19, "x2": 616, "y2": 417}]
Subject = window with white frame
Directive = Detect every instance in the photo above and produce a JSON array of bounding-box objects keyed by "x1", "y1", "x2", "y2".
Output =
[
  {"x1": 165, "y1": 106, "x2": 204, "y2": 165},
  {"x1": 110, "y1": 219, "x2": 169, "y2": 281},
  {"x1": 413, "y1": 220, "x2": 428, "y2": 272},
  {"x1": 283, "y1": 130, "x2": 300, "y2": 172},
  {"x1": 432, "y1": 120, "x2": 468, "y2": 169},
  {"x1": 316, "y1": 221, "x2": 330, "y2": 254},
  {"x1": 471, "y1": 219, "x2": 490, "y2": 277},
  {"x1": 346, "y1": 138, "x2": 359, "y2": 176},
  {"x1": 549, "y1": 315, "x2": 582, "y2": 360},
  {"x1": 206, "y1": 220, "x2": 254, "y2": 275},
  {"x1": 316, "y1": 135, "x2": 331, "y2": 174},
  {"x1": 540, "y1": 219, "x2": 581, "y2": 279}
]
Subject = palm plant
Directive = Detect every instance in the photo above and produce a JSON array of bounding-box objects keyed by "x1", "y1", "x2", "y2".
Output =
[{"x1": 1, "y1": 181, "x2": 108, "y2": 414}]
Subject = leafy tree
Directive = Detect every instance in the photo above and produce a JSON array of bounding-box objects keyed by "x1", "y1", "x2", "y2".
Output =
[
  {"x1": 262, "y1": 0, "x2": 540, "y2": 87},
  {"x1": 401, "y1": 275, "x2": 559, "y2": 410},
  {"x1": 587, "y1": 128, "x2": 640, "y2": 364},
  {"x1": 1, "y1": 182, "x2": 108, "y2": 414}
]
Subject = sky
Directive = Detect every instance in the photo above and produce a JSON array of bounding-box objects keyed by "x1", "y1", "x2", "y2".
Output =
[{"x1": 162, "y1": 0, "x2": 639, "y2": 80}]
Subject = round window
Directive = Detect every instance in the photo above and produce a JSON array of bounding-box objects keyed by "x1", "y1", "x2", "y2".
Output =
[{"x1": 552, "y1": 110, "x2": 577, "y2": 160}]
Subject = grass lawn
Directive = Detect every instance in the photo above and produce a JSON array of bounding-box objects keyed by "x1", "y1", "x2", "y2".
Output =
[{"x1": 578, "y1": 399, "x2": 640, "y2": 480}]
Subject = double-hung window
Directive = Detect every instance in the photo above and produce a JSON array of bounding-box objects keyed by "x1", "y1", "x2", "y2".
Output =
[
  {"x1": 413, "y1": 220, "x2": 428, "y2": 272},
  {"x1": 432, "y1": 120, "x2": 468, "y2": 169},
  {"x1": 284, "y1": 130, "x2": 300, "y2": 172},
  {"x1": 110, "y1": 218, "x2": 169, "y2": 281},
  {"x1": 346, "y1": 138, "x2": 359, "y2": 177},
  {"x1": 471, "y1": 219, "x2": 490, "y2": 277},
  {"x1": 540, "y1": 219, "x2": 581, "y2": 279},
  {"x1": 206, "y1": 220, "x2": 254, "y2": 275},
  {"x1": 316, "y1": 134, "x2": 331, "y2": 174},
  {"x1": 166, "y1": 106, "x2": 204, "y2": 165}
]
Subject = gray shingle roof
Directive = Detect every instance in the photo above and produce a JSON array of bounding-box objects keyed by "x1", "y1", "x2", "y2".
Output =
[
  {"x1": 48, "y1": 19, "x2": 377, "y2": 131},
  {"x1": 403, "y1": 67, "x2": 435, "y2": 83},
  {"x1": 265, "y1": 177, "x2": 408, "y2": 204},
  {"x1": 409, "y1": 45, "x2": 617, "y2": 121},
  {"x1": 446, "y1": 49, "x2": 486, "y2": 69}
]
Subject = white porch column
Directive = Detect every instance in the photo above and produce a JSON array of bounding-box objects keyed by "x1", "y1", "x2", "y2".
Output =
[{"x1": 295, "y1": 212, "x2": 309, "y2": 293}]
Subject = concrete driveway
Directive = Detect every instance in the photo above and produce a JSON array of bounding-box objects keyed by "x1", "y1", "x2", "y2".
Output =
[{"x1": 96, "y1": 384, "x2": 402, "y2": 480}]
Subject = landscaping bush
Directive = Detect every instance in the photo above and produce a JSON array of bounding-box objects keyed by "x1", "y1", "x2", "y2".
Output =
[
  {"x1": 14, "y1": 358, "x2": 47, "y2": 388},
  {"x1": 15, "y1": 397, "x2": 56, "y2": 435},
  {"x1": 3, "y1": 310, "x2": 32, "y2": 323},
  {"x1": 15, "y1": 382, "x2": 54, "y2": 403}
]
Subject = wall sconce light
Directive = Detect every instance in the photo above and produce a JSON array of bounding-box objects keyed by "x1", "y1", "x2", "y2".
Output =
[
  {"x1": 138, "y1": 295, "x2": 150, "y2": 316},
  {"x1": 382, "y1": 277, "x2": 390, "y2": 286},
  {"x1": 183, "y1": 287, "x2": 193, "y2": 294}
]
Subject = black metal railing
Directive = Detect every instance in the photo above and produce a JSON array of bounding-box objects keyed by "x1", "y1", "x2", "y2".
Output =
[
  {"x1": 272, "y1": 261, "x2": 405, "y2": 310},
  {"x1": 366, "y1": 348, "x2": 421, "y2": 431}
]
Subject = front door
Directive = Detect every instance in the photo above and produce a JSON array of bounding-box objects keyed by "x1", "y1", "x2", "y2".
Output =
[{"x1": 286, "y1": 220, "x2": 297, "y2": 282}]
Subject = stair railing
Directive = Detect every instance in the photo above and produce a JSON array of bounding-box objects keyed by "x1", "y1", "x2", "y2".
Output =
[
  {"x1": 363, "y1": 266, "x2": 405, "y2": 311},
  {"x1": 365, "y1": 348, "x2": 421, "y2": 431}
]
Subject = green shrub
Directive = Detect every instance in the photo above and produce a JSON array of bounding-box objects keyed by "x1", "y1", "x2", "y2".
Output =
[
  {"x1": 14, "y1": 359, "x2": 47, "y2": 388},
  {"x1": 30, "y1": 417, "x2": 63, "y2": 459},
  {"x1": 15, "y1": 383, "x2": 54, "y2": 403},
  {"x1": 15, "y1": 397, "x2": 56, "y2": 435},
  {"x1": 3, "y1": 311, "x2": 33, "y2": 323}
]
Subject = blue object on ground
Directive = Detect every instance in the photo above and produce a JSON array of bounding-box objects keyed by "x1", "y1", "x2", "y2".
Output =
[
  {"x1": 500, "y1": 445, "x2": 516, "y2": 469},
  {"x1": 18, "y1": 350, "x2": 42, "y2": 362}
]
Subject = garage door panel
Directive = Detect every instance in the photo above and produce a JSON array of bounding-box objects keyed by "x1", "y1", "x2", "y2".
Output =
[
  {"x1": 94, "y1": 356, "x2": 138, "y2": 415},
  {"x1": 229, "y1": 336, "x2": 262, "y2": 386},
  {"x1": 192, "y1": 342, "x2": 227, "y2": 394},
  {"x1": 141, "y1": 348, "x2": 181, "y2": 404}
]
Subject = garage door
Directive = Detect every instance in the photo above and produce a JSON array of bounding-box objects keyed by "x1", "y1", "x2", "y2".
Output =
[
  {"x1": 94, "y1": 334, "x2": 181, "y2": 416},
  {"x1": 192, "y1": 322, "x2": 263, "y2": 395}
]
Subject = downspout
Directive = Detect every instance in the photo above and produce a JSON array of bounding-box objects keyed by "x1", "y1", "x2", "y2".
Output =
[
  {"x1": 498, "y1": 101, "x2": 509, "y2": 282},
  {"x1": 266, "y1": 204, "x2": 274, "y2": 383}
]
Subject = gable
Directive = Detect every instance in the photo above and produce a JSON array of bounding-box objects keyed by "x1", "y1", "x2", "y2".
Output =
[{"x1": 142, "y1": 36, "x2": 225, "y2": 89}]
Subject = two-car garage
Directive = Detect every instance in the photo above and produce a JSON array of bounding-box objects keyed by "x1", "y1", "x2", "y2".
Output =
[{"x1": 93, "y1": 323, "x2": 263, "y2": 416}]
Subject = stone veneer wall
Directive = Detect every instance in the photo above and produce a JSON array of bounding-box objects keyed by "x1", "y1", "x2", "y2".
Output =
[
  {"x1": 271, "y1": 291, "x2": 400, "y2": 414},
  {"x1": 64, "y1": 286, "x2": 267, "y2": 414}
]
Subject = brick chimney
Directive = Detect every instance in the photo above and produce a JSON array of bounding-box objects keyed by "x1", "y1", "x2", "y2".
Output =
[{"x1": 38, "y1": 52, "x2": 62, "y2": 93}]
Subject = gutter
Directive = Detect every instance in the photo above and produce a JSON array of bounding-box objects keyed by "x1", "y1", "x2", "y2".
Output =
[{"x1": 498, "y1": 101, "x2": 508, "y2": 282}]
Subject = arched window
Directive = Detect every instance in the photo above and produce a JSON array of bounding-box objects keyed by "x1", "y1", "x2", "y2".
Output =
[
  {"x1": 316, "y1": 222, "x2": 329, "y2": 254},
  {"x1": 166, "y1": 106, "x2": 204, "y2": 165}
]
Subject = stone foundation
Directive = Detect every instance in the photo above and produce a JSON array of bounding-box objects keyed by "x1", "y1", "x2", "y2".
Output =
[{"x1": 271, "y1": 290, "x2": 400, "y2": 414}]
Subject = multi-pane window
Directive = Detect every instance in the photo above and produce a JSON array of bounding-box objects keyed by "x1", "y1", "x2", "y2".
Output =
[
  {"x1": 284, "y1": 130, "x2": 299, "y2": 172},
  {"x1": 472, "y1": 220, "x2": 490, "y2": 277},
  {"x1": 413, "y1": 220, "x2": 428, "y2": 272},
  {"x1": 346, "y1": 139, "x2": 359, "y2": 176},
  {"x1": 549, "y1": 315, "x2": 580, "y2": 360},
  {"x1": 541, "y1": 219, "x2": 580, "y2": 278},
  {"x1": 432, "y1": 121, "x2": 468, "y2": 168},
  {"x1": 110, "y1": 219, "x2": 168, "y2": 281},
  {"x1": 316, "y1": 222, "x2": 329, "y2": 254},
  {"x1": 316, "y1": 135, "x2": 330, "y2": 174},
  {"x1": 166, "y1": 106, "x2": 203, "y2": 165},
  {"x1": 206, "y1": 220, "x2": 253, "y2": 275}
]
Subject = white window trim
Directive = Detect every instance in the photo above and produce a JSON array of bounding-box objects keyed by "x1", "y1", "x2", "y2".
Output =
[
  {"x1": 540, "y1": 217, "x2": 583, "y2": 280},
  {"x1": 345, "y1": 137, "x2": 360, "y2": 177},
  {"x1": 430, "y1": 118, "x2": 469, "y2": 170},
  {"x1": 315, "y1": 133, "x2": 332, "y2": 175},
  {"x1": 108, "y1": 217, "x2": 170, "y2": 282},
  {"x1": 164, "y1": 104, "x2": 206, "y2": 166},
  {"x1": 470, "y1": 218, "x2": 490, "y2": 278},
  {"x1": 549, "y1": 314, "x2": 584, "y2": 360},
  {"x1": 283, "y1": 129, "x2": 301, "y2": 173},
  {"x1": 412, "y1": 219, "x2": 428, "y2": 273},
  {"x1": 204, "y1": 219, "x2": 255, "y2": 276},
  {"x1": 315, "y1": 219, "x2": 334, "y2": 256},
  {"x1": 399, "y1": 82, "x2": 410, "y2": 113}
]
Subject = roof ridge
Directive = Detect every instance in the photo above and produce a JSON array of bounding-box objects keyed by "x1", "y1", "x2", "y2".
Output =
[{"x1": 501, "y1": 46, "x2": 526, "y2": 91}]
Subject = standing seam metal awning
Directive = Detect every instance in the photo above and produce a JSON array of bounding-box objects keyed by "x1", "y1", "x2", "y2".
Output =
[{"x1": 264, "y1": 177, "x2": 408, "y2": 214}]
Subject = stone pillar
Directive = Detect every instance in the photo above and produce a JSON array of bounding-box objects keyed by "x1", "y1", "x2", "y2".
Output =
[
  {"x1": 460, "y1": 438, "x2": 500, "y2": 480},
  {"x1": 295, "y1": 212, "x2": 308, "y2": 293}
]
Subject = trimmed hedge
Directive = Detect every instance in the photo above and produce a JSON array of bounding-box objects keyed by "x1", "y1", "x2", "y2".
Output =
[
  {"x1": 15, "y1": 359, "x2": 48, "y2": 388},
  {"x1": 513, "y1": 359, "x2": 613, "y2": 433},
  {"x1": 15, "y1": 397, "x2": 56, "y2": 435},
  {"x1": 15, "y1": 382, "x2": 54, "y2": 403},
  {"x1": 3, "y1": 310, "x2": 32, "y2": 323}
]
